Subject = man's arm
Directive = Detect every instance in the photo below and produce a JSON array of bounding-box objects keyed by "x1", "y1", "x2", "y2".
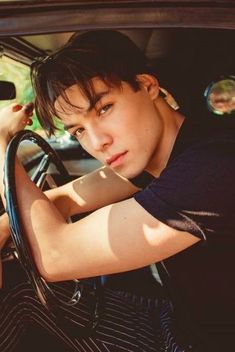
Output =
[
  {"x1": 15, "y1": 166, "x2": 200, "y2": 282},
  {"x1": 0, "y1": 166, "x2": 138, "y2": 284},
  {"x1": 0, "y1": 103, "x2": 138, "y2": 287},
  {"x1": 45, "y1": 166, "x2": 139, "y2": 220},
  {"x1": 0, "y1": 199, "x2": 11, "y2": 288},
  {"x1": 0, "y1": 104, "x2": 200, "y2": 283}
]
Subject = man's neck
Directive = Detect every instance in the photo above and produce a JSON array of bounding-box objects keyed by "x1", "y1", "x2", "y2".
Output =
[{"x1": 146, "y1": 105, "x2": 185, "y2": 177}]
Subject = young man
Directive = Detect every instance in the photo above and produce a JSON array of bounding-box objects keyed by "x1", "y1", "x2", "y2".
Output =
[{"x1": 0, "y1": 30, "x2": 234, "y2": 352}]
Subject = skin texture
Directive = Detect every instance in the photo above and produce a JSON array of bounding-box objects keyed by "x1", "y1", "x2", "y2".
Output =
[
  {"x1": 56, "y1": 75, "x2": 180, "y2": 178},
  {"x1": 0, "y1": 74, "x2": 200, "y2": 284}
]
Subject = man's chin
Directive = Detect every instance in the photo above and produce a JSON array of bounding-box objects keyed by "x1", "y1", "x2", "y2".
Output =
[{"x1": 117, "y1": 168, "x2": 144, "y2": 180}]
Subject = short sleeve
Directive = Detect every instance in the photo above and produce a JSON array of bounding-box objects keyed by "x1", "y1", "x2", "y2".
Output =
[{"x1": 134, "y1": 140, "x2": 235, "y2": 241}]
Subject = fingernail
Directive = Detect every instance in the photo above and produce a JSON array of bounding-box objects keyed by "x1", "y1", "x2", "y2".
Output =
[
  {"x1": 26, "y1": 119, "x2": 33, "y2": 126},
  {"x1": 24, "y1": 102, "x2": 34, "y2": 115},
  {"x1": 13, "y1": 104, "x2": 23, "y2": 112}
]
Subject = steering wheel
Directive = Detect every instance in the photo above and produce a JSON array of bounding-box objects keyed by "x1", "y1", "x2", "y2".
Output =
[{"x1": 4, "y1": 130, "x2": 103, "y2": 336}]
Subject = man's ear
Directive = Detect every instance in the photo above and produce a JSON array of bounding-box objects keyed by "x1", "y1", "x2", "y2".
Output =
[{"x1": 136, "y1": 74, "x2": 159, "y2": 100}]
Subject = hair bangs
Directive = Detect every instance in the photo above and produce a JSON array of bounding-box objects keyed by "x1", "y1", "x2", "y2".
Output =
[{"x1": 31, "y1": 31, "x2": 147, "y2": 135}]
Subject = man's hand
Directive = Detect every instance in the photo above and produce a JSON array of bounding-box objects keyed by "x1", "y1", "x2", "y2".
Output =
[
  {"x1": 0, "y1": 102, "x2": 34, "y2": 289},
  {"x1": 0, "y1": 102, "x2": 34, "y2": 240},
  {"x1": 0, "y1": 212, "x2": 10, "y2": 250},
  {"x1": 0, "y1": 103, "x2": 34, "y2": 143}
]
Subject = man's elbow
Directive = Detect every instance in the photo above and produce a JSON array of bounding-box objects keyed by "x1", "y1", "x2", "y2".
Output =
[{"x1": 35, "y1": 249, "x2": 66, "y2": 282}]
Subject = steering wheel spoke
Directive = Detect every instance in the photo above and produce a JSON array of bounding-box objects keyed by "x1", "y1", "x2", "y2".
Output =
[
  {"x1": 31, "y1": 154, "x2": 51, "y2": 183},
  {"x1": 31, "y1": 154, "x2": 59, "y2": 189}
]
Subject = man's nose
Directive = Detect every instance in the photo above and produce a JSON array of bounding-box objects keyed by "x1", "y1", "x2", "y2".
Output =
[{"x1": 88, "y1": 127, "x2": 112, "y2": 151}]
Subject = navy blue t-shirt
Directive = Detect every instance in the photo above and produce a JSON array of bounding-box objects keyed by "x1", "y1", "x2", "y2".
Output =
[{"x1": 134, "y1": 118, "x2": 235, "y2": 351}]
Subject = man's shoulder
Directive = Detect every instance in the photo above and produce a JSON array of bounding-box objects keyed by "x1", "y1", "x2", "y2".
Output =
[{"x1": 169, "y1": 119, "x2": 235, "y2": 168}]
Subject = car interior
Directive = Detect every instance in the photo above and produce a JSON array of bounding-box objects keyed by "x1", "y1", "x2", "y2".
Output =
[{"x1": 0, "y1": 1, "x2": 234, "y2": 351}]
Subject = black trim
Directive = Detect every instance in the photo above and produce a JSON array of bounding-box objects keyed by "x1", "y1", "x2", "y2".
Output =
[
  {"x1": 0, "y1": 1, "x2": 234, "y2": 38},
  {"x1": 0, "y1": 37, "x2": 44, "y2": 64}
]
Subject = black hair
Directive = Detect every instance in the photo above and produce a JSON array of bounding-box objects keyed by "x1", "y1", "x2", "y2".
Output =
[{"x1": 31, "y1": 30, "x2": 149, "y2": 135}]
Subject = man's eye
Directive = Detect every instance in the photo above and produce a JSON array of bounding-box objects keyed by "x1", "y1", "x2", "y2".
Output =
[
  {"x1": 73, "y1": 127, "x2": 85, "y2": 138},
  {"x1": 98, "y1": 104, "x2": 113, "y2": 116}
]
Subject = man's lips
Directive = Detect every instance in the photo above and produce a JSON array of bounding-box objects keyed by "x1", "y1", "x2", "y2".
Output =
[{"x1": 106, "y1": 151, "x2": 127, "y2": 166}]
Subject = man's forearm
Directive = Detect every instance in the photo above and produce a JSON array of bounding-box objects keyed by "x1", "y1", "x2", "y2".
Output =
[
  {"x1": 45, "y1": 166, "x2": 139, "y2": 220},
  {"x1": 0, "y1": 139, "x2": 9, "y2": 289},
  {"x1": 0, "y1": 139, "x2": 9, "y2": 209},
  {"x1": 0, "y1": 212, "x2": 10, "y2": 248}
]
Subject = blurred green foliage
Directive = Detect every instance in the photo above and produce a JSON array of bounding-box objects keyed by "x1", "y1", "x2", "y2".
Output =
[
  {"x1": 0, "y1": 56, "x2": 64, "y2": 136},
  {"x1": 0, "y1": 56, "x2": 39, "y2": 130}
]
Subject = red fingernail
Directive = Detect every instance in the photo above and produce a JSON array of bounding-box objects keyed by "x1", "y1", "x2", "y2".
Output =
[
  {"x1": 26, "y1": 119, "x2": 33, "y2": 126},
  {"x1": 13, "y1": 104, "x2": 23, "y2": 112},
  {"x1": 24, "y1": 102, "x2": 34, "y2": 115}
]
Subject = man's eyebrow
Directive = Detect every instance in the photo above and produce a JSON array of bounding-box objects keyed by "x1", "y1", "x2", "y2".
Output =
[{"x1": 88, "y1": 90, "x2": 110, "y2": 111}]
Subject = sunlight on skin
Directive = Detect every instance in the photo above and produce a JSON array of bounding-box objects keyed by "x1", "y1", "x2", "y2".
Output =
[
  {"x1": 99, "y1": 168, "x2": 128, "y2": 181},
  {"x1": 142, "y1": 222, "x2": 162, "y2": 246},
  {"x1": 72, "y1": 193, "x2": 86, "y2": 207},
  {"x1": 99, "y1": 170, "x2": 107, "y2": 178},
  {"x1": 142, "y1": 221, "x2": 177, "y2": 248}
]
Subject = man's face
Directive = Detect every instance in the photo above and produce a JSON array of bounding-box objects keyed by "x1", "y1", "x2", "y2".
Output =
[{"x1": 55, "y1": 77, "x2": 163, "y2": 179}]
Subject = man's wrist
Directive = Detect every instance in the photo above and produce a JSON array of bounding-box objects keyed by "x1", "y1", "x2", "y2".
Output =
[
  {"x1": 0, "y1": 135, "x2": 9, "y2": 155},
  {"x1": 0, "y1": 212, "x2": 10, "y2": 249},
  {"x1": 0, "y1": 234, "x2": 8, "y2": 249},
  {"x1": 0, "y1": 132, "x2": 10, "y2": 146}
]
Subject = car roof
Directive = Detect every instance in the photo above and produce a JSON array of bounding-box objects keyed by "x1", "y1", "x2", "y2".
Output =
[
  {"x1": 0, "y1": 0, "x2": 234, "y2": 66},
  {"x1": 0, "y1": 0, "x2": 235, "y2": 38}
]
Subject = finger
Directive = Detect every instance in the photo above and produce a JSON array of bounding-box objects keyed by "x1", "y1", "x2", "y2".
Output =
[
  {"x1": 26, "y1": 119, "x2": 33, "y2": 126},
  {"x1": 24, "y1": 102, "x2": 34, "y2": 115},
  {"x1": 22, "y1": 118, "x2": 33, "y2": 126},
  {"x1": 12, "y1": 104, "x2": 23, "y2": 112}
]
